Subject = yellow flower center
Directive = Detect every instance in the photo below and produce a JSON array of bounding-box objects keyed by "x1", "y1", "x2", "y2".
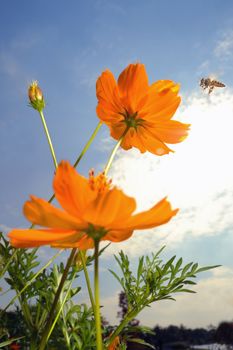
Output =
[{"x1": 88, "y1": 170, "x2": 112, "y2": 193}]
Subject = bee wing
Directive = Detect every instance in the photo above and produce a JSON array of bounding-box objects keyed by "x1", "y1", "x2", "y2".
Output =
[{"x1": 212, "y1": 80, "x2": 225, "y2": 87}]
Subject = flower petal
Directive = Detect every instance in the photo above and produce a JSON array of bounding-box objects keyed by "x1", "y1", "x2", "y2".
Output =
[
  {"x1": 24, "y1": 195, "x2": 85, "y2": 229},
  {"x1": 120, "y1": 127, "x2": 147, "y2": 152},
  {"x1": 74, "y1": 234, "x2": 94, "y2": 249},
  {"x1": 113, "y1": 197, "x2": 178, "y2": 230},
  {"x1": 10, "y1": 239, "x2": 50, "y2": 248},
  {"x1": 96, "y1": 70, "x2": 123, "y2": 115},
  {"x1": 137, "y1": 126, "x2": 173, "y2": 155},
  {"x1": 140, "y1": 80, "x2": 181, "y2": 121},
  {"x1": 108, "y1": 123, "x2": 147, "y2": 152},
  {"x1": 147, "y1": 120, "x2": 190, "y2": 144},
  {"x1": 96, "y1": 103, "x2": 123, "y2": 124},
  {"x1": 103, "y1": 229, "x2": 133, "y2": 242},
  {"x1": 117, "y1": 63, "x2": 149, "y2": 112},
  {"x1": 8, "y1": 228, "x2": 78, "y2": 248},
  {"x1": 83, "y1": 187, "x2": 136, "y2": 227},
  {"x1": 52, "y1": 233, "x2": 94, "y2": 250},
  {"x1": 53, "y1": 161, "x2": 96, "y2": 218}
]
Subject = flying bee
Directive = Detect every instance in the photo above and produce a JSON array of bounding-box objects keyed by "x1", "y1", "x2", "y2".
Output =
[{"x1": 200, "y1": 77, "x2": 225, "y2": 94}]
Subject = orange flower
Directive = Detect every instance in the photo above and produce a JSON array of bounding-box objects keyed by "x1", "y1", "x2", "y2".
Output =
[
  {"x1": 8, "y1": 161, "x2": 178, "y2": 249},
  {"x1": 108, "y1": 336, "x2": 120, "y2": 350},
  {"x1": 96, "y1": 63, "x2": 190, "y2": 156},
  {"x1": 10, "y1": 343, "x2": 20, "y2": 350}
]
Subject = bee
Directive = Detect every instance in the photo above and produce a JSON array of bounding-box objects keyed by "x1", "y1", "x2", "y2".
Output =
[{"x1": 200, "y1": 77, "x2": 225, "y2": 94}]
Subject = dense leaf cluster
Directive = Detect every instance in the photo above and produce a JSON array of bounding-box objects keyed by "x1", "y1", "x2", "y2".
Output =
[{"x1": 0, "y1": 233, "x2": 219, "y2": 349}]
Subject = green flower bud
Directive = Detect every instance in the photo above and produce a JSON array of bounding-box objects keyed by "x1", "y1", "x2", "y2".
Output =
[{"x1": 28, "y1": 81, "x2": 45, "y2": 112}]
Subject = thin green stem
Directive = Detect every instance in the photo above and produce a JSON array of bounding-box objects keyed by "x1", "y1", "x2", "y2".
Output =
[
  {"x1": 5, "y1": 121, "x2": 101, "y2": 343},
  {"x1": 107, "y1": 308, "x2": 139, "y2": 346},
  {"x1": 73, "y1": 122, "x2": 102, "y2": 168},
  {"x1": 2, "y1": 249, "x2": 63, "y2": 314},
  {"x1": 104, "y1": 126, "x2": 129, "y2": 175},
  {"x1": 39, "y1": 248, "x2": 77, "y2": 350},
  {"x1": 94, "y1": 239, "x2": 103, "y2": 350},
  {"x1": 79, "y1": 251, "x2": 95, "y2": 310},
  {"x1": 1, "y1": 109, "x2": 59, "y2": 341},
  {"x1": 90, "y1": 127, "x2": 130, "y2": 348},
  {"x1": 20, "y1": 299, "x2": 34, "y2": 328},
  {"x1": 29, "y1": 121, "x2": 103, "y2": 225},
  {"x1": 29, "y1": 337, "x2": 38, "y2": 350},
  {"x1": 47, "y1": 271, "x2": 76, "y2": 342},
  {"x1": 39, "y1": 110, "x2": 58, "y2": 169},
  {"x1": 0, "y1": 249, "x2": 17, "y2": 279}
]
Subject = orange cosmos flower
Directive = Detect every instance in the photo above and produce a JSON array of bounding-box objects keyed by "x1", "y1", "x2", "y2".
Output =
[
  {"x1": 8, "y1": 161, "x2": 178, "y2": 249},
  {"x1": 108, "y1": 336, "x2": 120, "y2": 350},
  {"x1": 96, "y1": 63, "x2": 190, "y2": 156},
  {"x1": 10, "y1": 343, "x2": 21, "y2": 350}
]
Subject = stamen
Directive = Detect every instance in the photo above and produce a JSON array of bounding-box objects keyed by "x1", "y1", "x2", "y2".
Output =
[{"x1": 88, "y1": 169, "x2": 112, "y2": 193}]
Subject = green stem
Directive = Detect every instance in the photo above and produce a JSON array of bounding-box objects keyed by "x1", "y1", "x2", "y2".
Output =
[
  {"x1": 79, "y1": 251, "x2": 95, "y2": 310},
  {"x1": 29, "y1": 337, "x2": 38, "y2": 350},
  {"x1": 104, "y1": 126, "x2": 129, "y2": 175},
  {"x1": 0, "y1": 249, "x2": 17, "y2": 279},
  {"x1": 107, "y1": 309, "x2": 138, "y2": 346},
  {"x1": 20, "y1": 298, "x2": 34, "y2": 328},
  {"x1": 29, "y1": 121, "x2": 103, "y2": 226},
  {"x1": 47, "y1": 271, "x2": 76, "y2": 343},
  {"x1": 39, "y1": 110, "x2": 58, "y2": 169},
  {"x1": 94, "y1": 239, "x2": 103, "y2": 350},
  {"x1": 73, "y1": 122, "x2": 102, "y2": 168},
  {"x1": 6, "y1": 121, "x2": 101, "y2": 342},
  {"x1": 39, "y1": 248, "x2": 77, "y2": 350}
]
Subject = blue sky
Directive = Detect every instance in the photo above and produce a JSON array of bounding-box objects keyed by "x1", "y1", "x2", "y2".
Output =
[{"x1": 1, "y1": 0, "x2": 233, "y2": 328}]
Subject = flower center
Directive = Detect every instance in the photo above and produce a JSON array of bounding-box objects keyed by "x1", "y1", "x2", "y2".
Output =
[
  {"x1": 88, "y1": 170, "x2": 112, "y2": 193},
  {"x1": 86, "y1": 223, "x2": 107, "y2": 240},
  {"x1": 120, "y1": 109, "x2": 144, "y2": 129}
]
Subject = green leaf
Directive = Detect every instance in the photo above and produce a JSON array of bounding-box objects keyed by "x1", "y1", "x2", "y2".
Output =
[
  {"x1": 181, "y1": 262, "x2": 193, "y2": 276},
  {"x1": 183, "y1": 280, "x2": 196, "y2": 285},
  {"x1": 196, "y1": 265, "x2": 221, "y2": 273},
  {"x1": 164, "y1": 256, "x2": 176, "y2": 272},
  {"x1": 190, "y1": 263, "x2": 198, "y2": 274},
  {"x1": 137, "y1": 257, "x2": 144, "y2": 281},
  {"x1": 0, "y1": 336, "x2": 24, "y2": 348},
  {"x1": 108, "y1": 269, "x2": 123, "y2": 287},
  {"x1": 128, "y1": 337, "x2": 155, "y2": 349},
  {"x1": 174, "y1": 258, "x2": 183, "y2": 273},
  {"x1": 178, "y1": 288, "x2": 196, "y2": 293}
]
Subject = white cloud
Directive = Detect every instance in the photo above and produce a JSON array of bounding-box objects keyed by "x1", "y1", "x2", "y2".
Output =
[
  {"x1": 101, "y1": 291, "x2": 121, "y2": 325},
  {"x1": 214, "y1": 31, "x2": 233, "y2": 59},
  {"x1": 100, "y1": 89, "x2": 233, "y2": 257}
]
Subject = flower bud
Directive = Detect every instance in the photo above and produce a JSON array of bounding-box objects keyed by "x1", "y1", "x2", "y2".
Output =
[
  {"x1": 28, "y1": 81, "x2": 45, "y2": 112},
  {"x1": 75, "y1": 250, "x2": 87, "y2": 270}
]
